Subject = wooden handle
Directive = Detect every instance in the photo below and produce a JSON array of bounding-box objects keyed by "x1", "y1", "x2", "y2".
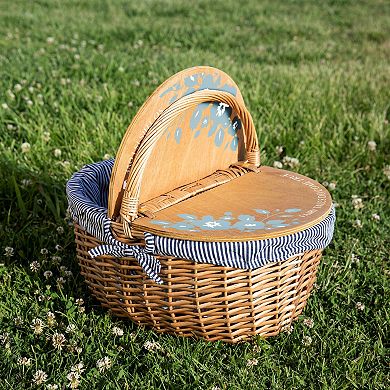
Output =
[{"x1": 119, "y1": 89, "x2": 260, "y2": 236}]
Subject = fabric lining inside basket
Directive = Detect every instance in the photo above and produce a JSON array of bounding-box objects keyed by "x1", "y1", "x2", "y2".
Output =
[{"x1": 66, "y1": 160, "x2": 335, "y2": 284}]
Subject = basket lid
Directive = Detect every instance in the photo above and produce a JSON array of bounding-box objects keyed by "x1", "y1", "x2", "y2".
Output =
[
  {"x1": 131, "y1": 166, "x2": 332, "y2": 242},
  {"x1": 108, "y1": 66, "x2": 248, "y2": 220}
]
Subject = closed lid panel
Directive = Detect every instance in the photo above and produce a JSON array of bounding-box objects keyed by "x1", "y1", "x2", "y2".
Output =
[{"x1": 133, "y1": 166, "x2": 333, "y2": 242}]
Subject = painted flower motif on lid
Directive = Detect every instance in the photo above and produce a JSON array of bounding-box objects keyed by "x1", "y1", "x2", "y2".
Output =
[{"x1": 151, "y1": 208, "x2": 303, "y2": 232}]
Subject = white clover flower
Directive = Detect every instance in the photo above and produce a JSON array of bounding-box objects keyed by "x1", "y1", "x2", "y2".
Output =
[
  {"x1": 2, "y1": 103, "x2": 9, "y2": 110},
  {"x1": 61, "y1": 160, "x2": 71, "y2": 168},
  {"x1": 4, "y1": 246, "x2": 14, "y2": 257},
  {"x1": 14, "y1": 83, "x2": 22, "y2": 92},
  {"x1": 275, "y1": 145, "x2": 284, "y2": 155},
  {"x1": 134, "y1": 39, "x2": 143, "y2": 48},
  {"x1": 28, "y1": 86, "x2": 34, "y2": 93},
  {"x1": 367, "y1": 140, "x2": 377, "y2": 151},
  {"x1": 132, "y1": 79, "x2": 140, "y2": 87},
  {"x1": 47, "y1": 312, "x2": 56, "y2": 327},
  {"x1": 74, "y1": 54, "x2": 80, "y2": 61},
  {"x1": 7, "y1": 89, "x2": 15, "y2": 100},
  {"x1": 97, "y1": 44, "x2": 104, "y2": 51},
  {"x1": 372, "y1": 213, "x2": 380, "y2": 221},
  {"x1": 17, "y1": 356, "x2": 31, "y2": 366},
  {"x1": 356, "y1": 302, "x2": 365, "y2": 311},
  {"x1": 353, "y1": 219, "x2": 362, "y2": 228},
  {"x1": 14, "y1": 316, "x2": 23, "y2": 326},
  {"x1": 284, "y1": 324, "x2": 294, "y2": 334},
  {"x1": 96, "y1": 356, "x2": 112, "y2": 373},
  {"x1": 30, "y1": 261, "x2": 40, "y2": 272},
  {"x1": 57, "y1": 226, "x2": 64, "y2": 234},
  {"x1": 143, "y1": 340, "x2": 162, "y2": 351},
  {"x1": 7, "y1": 124, "x2": 16, "y2": 130},
  {"x1": 103, "y1": 153, "x2": 111, "y2": 160},
  {"x1": 351, "y1": 195, "x2": 364, "y2": 210},
  {"x1": 56, "y1": 277, "x2": 66, "y2": 286},
  {"x1": 21, "y1": 179, "x2": 32, "y2": 187},
  {"x1": 383, "y1": 165, "x2": 390, "y2": 180},
  {"x1": 302, "y1": 335, "x2": 312, "y2": 346},
  {"x1": 71, "y1": 362, "x2": 85, "y2": 375},
  {"x1": 67, "y1": 371, "x2": 80, "y2": 389},
  {"x1": 246, "y1": 358, "x2": 258, "y2": 367},
  {"x1": 127, "y1": 101, "x2": 133, "y2": 108},
  {"x1": 46, "y1": 36, "x2": 55, "y2": 44},
  {"x1": 44, "y1": 270, "x2": 53, "y2": 279},
  {"x1": 52, "y1": 332, "x2": 66, "y2": 350},
  {"x1": 303, "y1": 318, "x2": 314, "y2": 328},
  {"x1": 26, "y1": 99, "x2": 33, "y2": 106},
  {"x1": 53, "y1": 149, "x2": 62, "y2": 158},
  {"x1": 51, "y1": 255, "x2": 61, "y2": 264},
  {"x1": 78, "y1": 306, "x2": 85, "y2": 314},
  {"x1": 47, "y1": 384, "x2": 59, "y2": 390},
  {"x1": 32, "y1": 370, "x2": 48, "y2": 385},
  {"x1": 328, "y1": 182, "x2": 336, "y2": 191},
  {"x1": 112, "y1": 326, "x2": 124, "y2": 337},
  {"x1": 75, "y1": 298, "x2": 84, "y2": 306},
  {"x1": 273, "y1": 161, "x2": 283, "y2": 169},
  {"x1": 118, "y1": 66, "x2": 125, "y2": 72},
  {"x1": 42, "y1": 131, "x2": 51, "y2": 142},
  {"x1": 64, "y1": 270, "x2": 73, "y2": 277},
  {"x1": 351, "y1": 253, "x2": 360, "y2": 264},
  {"x1": 21, "y1": 142, "x2": 31, "y2": 153},
  {"x1": 66, "y1": 324, "x2": 76, "y2": 333},
  {"x1": 282, "y1": 156, "x2": 300, "y2": 168},
  {"x1": 0, "y1": 333, "x2": 10, "y2": 345},
  {"x1": 41, "y1": 248, "x2": 48, "y2": 255},
  {"x1": 31, "y1": 318, "x2": 45, "y2": 334}
]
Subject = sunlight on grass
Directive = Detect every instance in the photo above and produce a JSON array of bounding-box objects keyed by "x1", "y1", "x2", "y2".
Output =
[{"x1": 0, "y1": 0, "x2": 389, "y2": 389}]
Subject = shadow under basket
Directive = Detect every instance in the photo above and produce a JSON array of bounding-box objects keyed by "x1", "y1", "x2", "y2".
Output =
[{"x1": 74, "y1": 223, "x2": 322, "y2": 343}]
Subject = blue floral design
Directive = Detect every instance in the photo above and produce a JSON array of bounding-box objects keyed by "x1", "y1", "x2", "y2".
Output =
[{"x1": 150, "y1": 208, "x2": 303, "y2": 232}]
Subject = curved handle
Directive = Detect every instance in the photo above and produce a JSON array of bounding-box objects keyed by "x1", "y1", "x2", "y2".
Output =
[{"x1": 120, "y1": 89, "x2": 260, "y2": 237}]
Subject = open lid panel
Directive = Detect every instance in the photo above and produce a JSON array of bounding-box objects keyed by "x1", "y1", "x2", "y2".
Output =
[{"x1": 108, "y1": 66, "x2": 251, "y2": 220}]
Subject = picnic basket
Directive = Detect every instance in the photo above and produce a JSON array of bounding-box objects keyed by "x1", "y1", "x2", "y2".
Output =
[{"x1": 67, "y1": 66, "x2": 335, "y2": 343}]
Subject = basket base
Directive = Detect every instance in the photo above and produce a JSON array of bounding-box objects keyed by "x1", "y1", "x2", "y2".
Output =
[{"x1": 74, "y1": 224, "x2": 321, "y2": 343}]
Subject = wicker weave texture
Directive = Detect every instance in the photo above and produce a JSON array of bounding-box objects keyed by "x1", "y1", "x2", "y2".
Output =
[{"x1": 75, "y1": 224, "x2": 322, "y2": 343}]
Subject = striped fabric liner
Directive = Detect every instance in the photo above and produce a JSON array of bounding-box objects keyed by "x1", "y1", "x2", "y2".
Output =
[{"x1": 66, "y1": 160, "x2": 335, "y2": 284}]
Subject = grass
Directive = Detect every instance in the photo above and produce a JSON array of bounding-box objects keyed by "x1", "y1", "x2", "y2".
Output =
[{"x1": 0, "y1": 0, "x2": 389, "y2": 388}]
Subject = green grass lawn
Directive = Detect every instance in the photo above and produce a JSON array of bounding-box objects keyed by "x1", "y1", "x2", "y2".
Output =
[{"x1": 1, "y1": 0, "x2": 389, "y2": 388}]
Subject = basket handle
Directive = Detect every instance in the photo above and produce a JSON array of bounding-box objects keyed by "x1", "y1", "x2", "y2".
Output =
[{"x1": 119, "y1": 89, "x2": 260, "y2": 237}]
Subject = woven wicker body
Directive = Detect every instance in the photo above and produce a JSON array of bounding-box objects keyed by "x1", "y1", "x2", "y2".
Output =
[{"x1": 75, "y1": 224, "x2": 322, "y2": 343}]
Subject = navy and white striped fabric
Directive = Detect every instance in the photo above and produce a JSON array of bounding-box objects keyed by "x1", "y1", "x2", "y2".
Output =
[{"x1": 66, "y1": 160, "x2": 335, "y2": 284}]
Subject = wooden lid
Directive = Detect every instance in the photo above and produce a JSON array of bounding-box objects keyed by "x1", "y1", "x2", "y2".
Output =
[
  {"x1": 108, "y1": 66, "x2": 246, "y2": 219},
  {"x1": 132, "y1": 166, "x2": 333, "y2": 242}
]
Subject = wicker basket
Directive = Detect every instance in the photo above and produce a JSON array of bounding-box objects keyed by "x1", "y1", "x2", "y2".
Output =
[{"x1": 69, "y1": 66, "x2": 333, "y2": 343}]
